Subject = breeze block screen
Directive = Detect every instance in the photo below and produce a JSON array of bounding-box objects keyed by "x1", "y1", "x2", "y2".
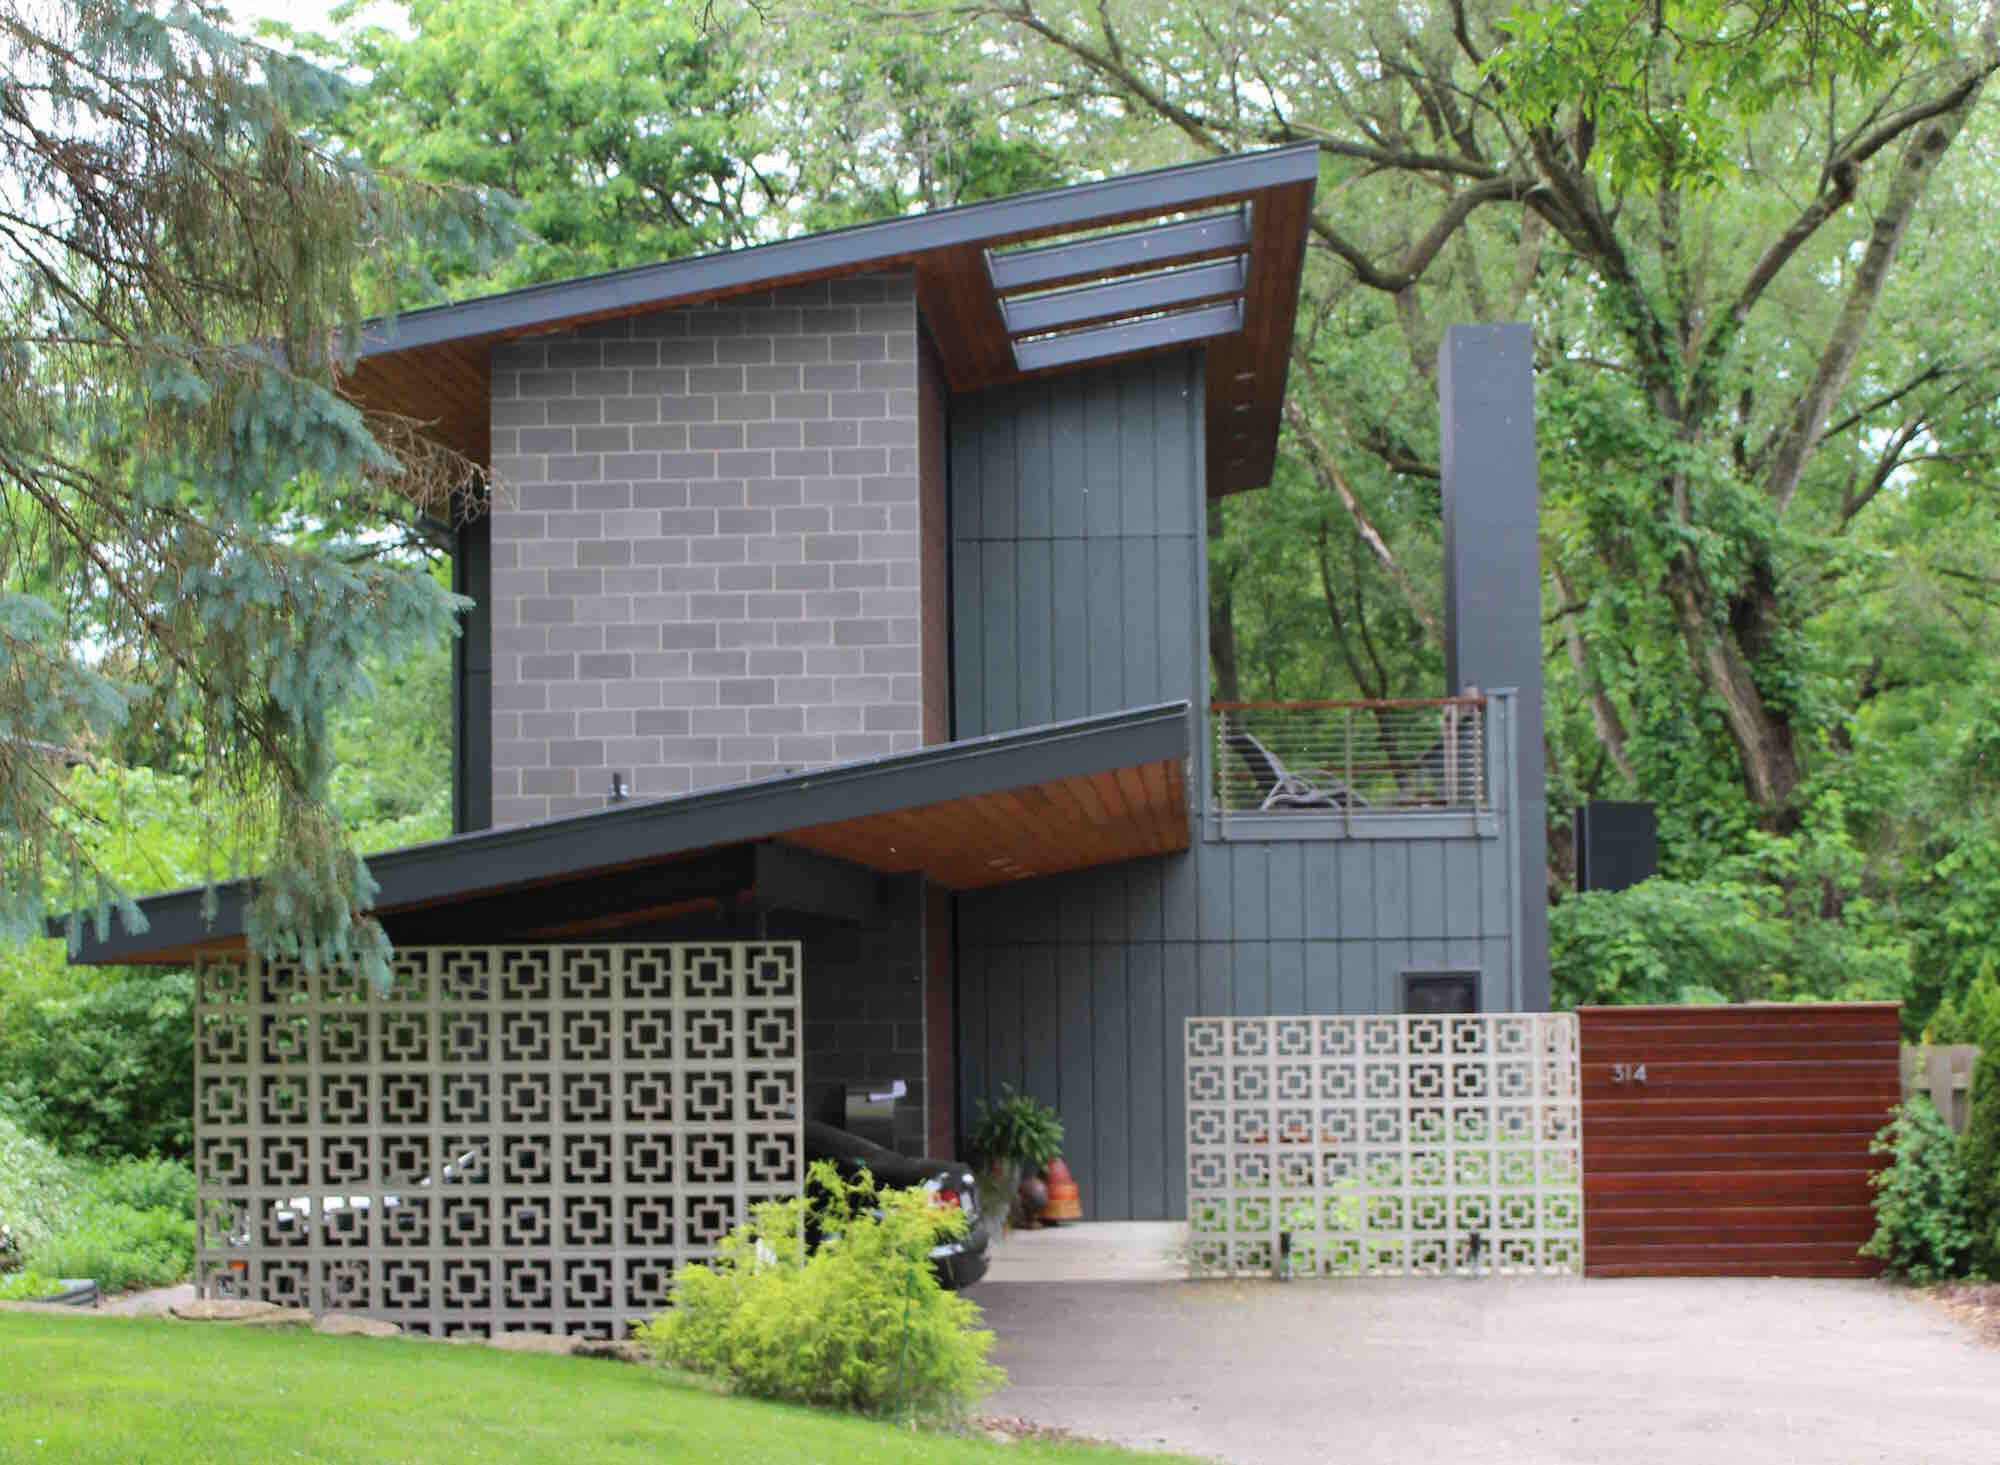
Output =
[
  {"x1": 1186, "y1": 1012, "x2": 1583, "y2": 1278},
  {"x1": 193, "y1": 943, "x2": 802, "y2": 1337}
]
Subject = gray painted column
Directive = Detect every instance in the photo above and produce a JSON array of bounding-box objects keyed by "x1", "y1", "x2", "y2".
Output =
[
  {"x1": 1440, "y1": 324, "x2": 1548, "y2": 1009},
  {"x1": 453, "y1": 513, "x2": 493, "y2": 833}
]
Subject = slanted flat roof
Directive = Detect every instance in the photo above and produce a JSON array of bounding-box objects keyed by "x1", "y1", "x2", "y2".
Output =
[
  {"x1": 343, "y1": 146, "x2": 1319, "y2": 496},
  {"x1": 61, "y1": 702, "x2": 1191, "y2": 965}
]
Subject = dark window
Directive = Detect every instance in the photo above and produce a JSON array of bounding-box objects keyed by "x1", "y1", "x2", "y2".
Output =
[{"x1": 1401, "y1": 971, "x2": 1478, "y2": 1015}]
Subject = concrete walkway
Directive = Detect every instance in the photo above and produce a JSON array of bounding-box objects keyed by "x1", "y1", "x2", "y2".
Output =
[
  {"x1": 974, "y1": 1229, "x2": 1996, "y2": 1465},
  {"x1": 983, "y1": 1222, "x2": 1184, "y2": 1284},
  {"x1": 97, "y1": 1283, "x2": 195, "y2": 1316}
]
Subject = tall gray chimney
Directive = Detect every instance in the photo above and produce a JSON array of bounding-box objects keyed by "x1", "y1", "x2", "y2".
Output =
[{"x1": 1439, "y1": 324, "x2": 1548, "y2": 1010}]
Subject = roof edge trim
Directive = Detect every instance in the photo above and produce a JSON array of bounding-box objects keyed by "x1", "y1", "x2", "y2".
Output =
[{"x1": 352, "y1": 145, "x2": 1322, "y2": 359}]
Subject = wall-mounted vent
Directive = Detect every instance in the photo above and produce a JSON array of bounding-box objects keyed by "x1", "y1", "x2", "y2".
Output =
[{"x1": 1401, "y1": 970, "x2": 1480, "y2": 1014}]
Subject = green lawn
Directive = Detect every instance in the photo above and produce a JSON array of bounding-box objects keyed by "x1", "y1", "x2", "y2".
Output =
[{"x1": 0, "y1": 1315, "x2": 1182, "y2": 1465}]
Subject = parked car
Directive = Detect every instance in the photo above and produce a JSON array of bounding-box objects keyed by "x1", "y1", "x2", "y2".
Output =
[
  {"x1": 803, "y1": 1120, "x2": 990, "y2": 1290},
  {"x1": 229, "y1": 1148, "x2": 481, "y2": 1245},
  {"x1": 229, "y1": 1132, "x2": 988, "y2": 1289}
]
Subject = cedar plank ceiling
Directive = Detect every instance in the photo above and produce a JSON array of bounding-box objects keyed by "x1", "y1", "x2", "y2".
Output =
[
  {"x1": 784, "y1": 757, "x2": 1187, "y2": 888},
  {"x1": 335, "y1": 147, "x2": 1320, "y2": 498}
]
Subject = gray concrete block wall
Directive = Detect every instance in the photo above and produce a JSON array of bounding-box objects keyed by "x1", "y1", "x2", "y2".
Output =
[
  {"x1": 572, "y1": 890, "x2": 934, "y2": 1158},
  {"x1": 793, "y1": 879, "x2": 932, "y2": 1156},
  {"x1": 486, "y1": 272, "x2": 923, "y2": 825}
]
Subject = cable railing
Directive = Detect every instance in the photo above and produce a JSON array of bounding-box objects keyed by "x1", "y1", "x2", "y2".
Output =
[{"x1": 1211, "y1": 696, "x2": 1487, "y2": 816}]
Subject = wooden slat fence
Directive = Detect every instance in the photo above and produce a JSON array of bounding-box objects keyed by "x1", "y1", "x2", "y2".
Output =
[
  {"x1": 1902, "y1": 1045, "x2": 1981, "y2": 1133},
  {"x1": 1579, "y1": 1003, "x2": 1901, "y2": 1278}
]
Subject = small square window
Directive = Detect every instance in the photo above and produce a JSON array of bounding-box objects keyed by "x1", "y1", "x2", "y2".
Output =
[{"x1": 1401, "y1": 971, "x2": 1478, "y2": 1015}]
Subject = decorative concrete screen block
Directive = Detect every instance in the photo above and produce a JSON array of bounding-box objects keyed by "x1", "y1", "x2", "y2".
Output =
[
  {"x1": 1185, "y1": 1014, "x2": 1582, "y2": 1278},
  {"x1": 193, "y1": 943, "x2": 802, "y2": 1338}
]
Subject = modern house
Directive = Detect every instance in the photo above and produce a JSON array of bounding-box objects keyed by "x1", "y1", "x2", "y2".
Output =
[{"x1": 64, "y1": 144, "x2": 1549, "y2": 1329}]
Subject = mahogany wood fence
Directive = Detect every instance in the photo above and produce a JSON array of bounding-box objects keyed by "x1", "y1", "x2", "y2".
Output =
[{"x1": 1579, "y1": 1003, "x2": 1901, "y2": 1278}]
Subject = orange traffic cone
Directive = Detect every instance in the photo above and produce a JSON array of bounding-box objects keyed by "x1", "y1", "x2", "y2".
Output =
[{"x1": 1041, "y1": 1157, "x2": 1082, "y2": 1222}]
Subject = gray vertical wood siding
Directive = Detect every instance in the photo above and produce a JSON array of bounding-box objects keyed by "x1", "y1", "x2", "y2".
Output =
[{"x1": 950, "y1": 351, "x2": 1520, "y2": 1220}]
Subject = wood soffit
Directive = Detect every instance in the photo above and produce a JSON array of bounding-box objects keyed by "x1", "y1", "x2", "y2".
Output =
[
  {"x1": 337, "y1": 147, "x2": 1319, "y2": 499},
  {"x1": 783, "y1": 756, "x2": 1188, "y2": 889}
]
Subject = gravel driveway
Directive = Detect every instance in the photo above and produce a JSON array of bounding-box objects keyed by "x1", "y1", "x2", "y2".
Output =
[{"x1": 977, "y1": 1274, "x2": 1995, "y2": 1465}]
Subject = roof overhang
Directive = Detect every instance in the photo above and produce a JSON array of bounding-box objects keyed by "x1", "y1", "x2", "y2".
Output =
[
  {"x1": 58, "y1": 702, "x2": 1192, "y2": 965},
  {"x1": 342, "y1": 146, "x2": 1319, "y2": 497}
]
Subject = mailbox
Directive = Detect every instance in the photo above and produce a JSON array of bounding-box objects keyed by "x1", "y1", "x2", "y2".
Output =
[{"x1": 843, "y1": 1079, "x2": 906, "y2": 1149}]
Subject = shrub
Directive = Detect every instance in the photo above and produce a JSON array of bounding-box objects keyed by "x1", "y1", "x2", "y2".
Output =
[
  {"x1": 1551, "y1": 880, "x2": 1777, "y2": 1007},
  {"x1": 0, "y1": 1271, "x2": 63, "y2": 1302},
  {"x1": 639, "y1": 1161, "x2": 1002, "y2": 1420},
  {"x1": 1861, "y1": 1099, "x2": 1978, "y2": 1282},
  {"x1": 0, "y1": 969, "x2": 194, "y2": 1161},
  {"x1": 0, "y1": 1115, "x2": 78, "y2": 1261},
  {"x1": 1960, "y1": 1043, "x2": 2000, "y2": 1276},
  {"x1": 1927, "y1": 974, "x2": 2000, "y2": 1046},
  {"x1": 23, "y1": 1198, "x2": 195, "y2": 1294},
  {"x1": 86, "y1": 1157, "x2": 196, "y2": 1220}
]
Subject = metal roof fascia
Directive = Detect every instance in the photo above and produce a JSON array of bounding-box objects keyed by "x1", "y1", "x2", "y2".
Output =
[
  {"x1": 352, "y1": 145, "x2": 1321, "y2": 358},
  {"x1": 57, "y1": 701, "x2": 1192, "y2": 963}
]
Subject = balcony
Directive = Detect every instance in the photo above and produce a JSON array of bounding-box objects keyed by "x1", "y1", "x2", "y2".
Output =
[{"x1": 1209, "y1": 696, "x2": 1493, "y2": 840}]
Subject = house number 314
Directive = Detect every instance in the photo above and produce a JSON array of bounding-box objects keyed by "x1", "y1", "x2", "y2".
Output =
[{"x1": 1611, "y1": 1063, "x2": 1648, "y2": 1085}]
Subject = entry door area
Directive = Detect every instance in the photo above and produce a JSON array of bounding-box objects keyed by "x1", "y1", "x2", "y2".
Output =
[{"x1": 192, "y1": 943, "x2": 802, "y2": 1336}]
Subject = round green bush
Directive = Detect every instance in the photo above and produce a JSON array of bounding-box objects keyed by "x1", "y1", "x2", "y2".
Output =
[{"x1": 639, "y1": 1162, "x2": 1002, "y2": 1420}]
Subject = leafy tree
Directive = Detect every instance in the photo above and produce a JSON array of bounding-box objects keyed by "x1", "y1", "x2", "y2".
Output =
[
  {"x1": 302, "y1": 0, "x2": 770, "y2": 292},
  {"x1": 748, "y1": 14, "x2": 1067, "y2": 230},
  {"x1": 0, "y1": 0, "x2": 498, "y2": 983},
  {"x1": 324, "y1": 558, "x2": 456, "y2": 848},
  {"x1": 306, "y1": 1, "x2": 1067, "y2": 298},
  {"x1": 0, "y1": 970, "x2": 194, "y2": 1160},
  {"x1": 933, "y1": 0, "x2": 2000, "y2": 830}
]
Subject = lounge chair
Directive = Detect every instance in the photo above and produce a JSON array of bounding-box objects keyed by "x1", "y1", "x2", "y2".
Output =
[{"x1": 1224, "y1": 729, "x2": 1369, "y2": 812}]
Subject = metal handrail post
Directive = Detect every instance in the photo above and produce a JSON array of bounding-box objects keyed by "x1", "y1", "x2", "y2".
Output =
[{"x1": 1342, "y1": 707, "x2": 1353, "y2": 837}]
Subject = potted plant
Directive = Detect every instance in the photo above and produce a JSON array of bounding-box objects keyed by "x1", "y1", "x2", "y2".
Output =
[{"x1": 970, "y1": 1087, "x2": 1068, "y2": 1230}]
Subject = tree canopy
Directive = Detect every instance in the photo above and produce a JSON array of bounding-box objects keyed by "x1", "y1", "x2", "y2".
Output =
[{"x1": 12, "y1": 0, "x2": 2000, "y2": 1030}]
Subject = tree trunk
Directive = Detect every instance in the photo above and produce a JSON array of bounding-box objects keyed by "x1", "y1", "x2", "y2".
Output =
[
  {"x1": 1663, "y1": 558, "x2": 1804, "y2": 820},
  {"x1": 1550, "y1": 564, "x2": 1636, "y2": 787}
]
